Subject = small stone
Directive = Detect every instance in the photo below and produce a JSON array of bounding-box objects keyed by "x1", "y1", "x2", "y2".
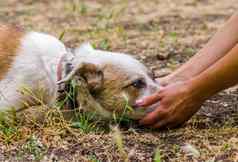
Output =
[
  {"x1": 181, "y1": 143, "x2": 200, "y2": 158},
  {"x1": 156, "y1": 52, "x2": 170, "y2": 60}
]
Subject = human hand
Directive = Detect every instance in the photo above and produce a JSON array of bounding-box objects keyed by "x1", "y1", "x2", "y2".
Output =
[
  {"x1": 156, "y1": 74, "x2": 189, "y2": 87},
  {"x1": 135, "y1": 81, "x2": 205, "y2": 129}
]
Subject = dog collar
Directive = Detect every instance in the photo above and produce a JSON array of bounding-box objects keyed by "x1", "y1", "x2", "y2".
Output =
[
  {"x1": 56, "y1": 55, "x2": 66, "y2": 82},
  {"x1": 56, "y1": 48, "x2": 75, "y2": 82}
]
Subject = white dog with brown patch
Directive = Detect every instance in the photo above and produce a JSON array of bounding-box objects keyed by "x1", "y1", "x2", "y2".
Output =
[{"x1": 0, "y1": 24, "x2": 159, "y2": 120}]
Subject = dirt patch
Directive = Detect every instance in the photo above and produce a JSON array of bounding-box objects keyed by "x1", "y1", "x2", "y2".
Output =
[{"x1": 0, "y1": 0, "x2": 238, "y2": 161}]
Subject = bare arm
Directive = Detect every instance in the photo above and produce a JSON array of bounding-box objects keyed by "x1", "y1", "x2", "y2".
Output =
[
  {"x1": 164, "y1": 13, "x2": 238, "y2": 84},
  {"x1": 189, "y1": 43, "x2": 238, "y2": 100},
  {"x1": 137, "y1": 43, "x2": 238, "y2": 128},
  {"x1": 138, "y1": 43, "x2": 238, "y2": 128}
]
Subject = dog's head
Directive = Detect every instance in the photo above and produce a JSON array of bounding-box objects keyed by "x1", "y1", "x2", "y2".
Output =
[{"x1": 59, "y1": 43, "x2": 159, "y2": 120}]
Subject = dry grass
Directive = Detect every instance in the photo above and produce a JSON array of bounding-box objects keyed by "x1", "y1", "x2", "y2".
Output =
[{"x1": 0, "y1": 0, "x2": 238, "y2": 161}]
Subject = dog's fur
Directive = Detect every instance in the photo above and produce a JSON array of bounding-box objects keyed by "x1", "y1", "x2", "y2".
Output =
[{"x1": 0, "y1": 24, "x2": 159, "y2": 119}]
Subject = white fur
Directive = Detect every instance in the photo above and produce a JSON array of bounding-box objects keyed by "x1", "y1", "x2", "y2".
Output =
[
  {"x1": 0, "y1": 32, "x2": 67, "y2": 110},
  {"x1": 0, "y1": 33, "x2": 159, "y2": 112},
  {"x1": 74, "y1": 43, "x2": 159, "y2": 100}
]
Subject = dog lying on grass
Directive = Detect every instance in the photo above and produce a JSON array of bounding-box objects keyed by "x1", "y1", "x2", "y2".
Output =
[{"x1": 0, "y1": 24, "x2": 159, "y2": 120}]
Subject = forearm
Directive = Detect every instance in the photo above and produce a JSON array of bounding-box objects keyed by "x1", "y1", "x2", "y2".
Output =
[
  {"x1": 188, "y1": 43, "x2": 238, "y2": 100},
  {"x1": 170, "y1": 13, "x2": 238, "y2": 81}
]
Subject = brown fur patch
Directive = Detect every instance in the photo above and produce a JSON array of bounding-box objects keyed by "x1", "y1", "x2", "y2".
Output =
[
  {"x1": 96, "y1": 64, "x2": 140, "y2": 112},
  {"x1": 0, "y1": 24, "x2": 24, "y2": 80}
]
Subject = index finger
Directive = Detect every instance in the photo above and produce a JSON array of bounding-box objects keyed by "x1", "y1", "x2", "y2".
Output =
[{"x1": 135, "y1": 90, "x2": 163, "y2": 107}]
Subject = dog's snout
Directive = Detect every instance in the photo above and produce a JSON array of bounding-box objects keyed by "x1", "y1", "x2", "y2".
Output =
[
  {"x1": 147, "y1": 83, "x2": 159, "y2": 94},
  {"x1": 154, "y1": 78, "x2": 160, "y2": 85}
]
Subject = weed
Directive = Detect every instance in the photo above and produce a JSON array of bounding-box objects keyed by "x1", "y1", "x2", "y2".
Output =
[
  {"x1": 112, "y1": 126, "x2": 129, "y2": 162},
  {"x1": 68, "y1": 1, "x2": 87, "y2": 15},
  {"x1": 222, "y1": 143, "x2": 231, "y2": 151},
  {"x1": 18, "y1": 85, "x2": 47, "y2": 107},
  {"x1": 56, "y1": 79, "x2": 101, "y2": 133},
  {"x1": 56, "y1": 79, "x2": 78, "y2": 110},
  {"x1": 112, "y1": 94, "x2": 134, "y2": 125},
  {"x1": 59, "y1": 30, "x2": 66, "y2": 41},
  {"x1": 154, "y1": 147, "x2": 162, "y2": 162},
  {"x1": 88, "y1": 154, "x2": 102, "y2": 162},
  {"x1": 172, "y1": 144, "x2": 180, "y2": 153},
  {"x1": 71, "y1": 112, "x2": 99, "y2": 133},
  {"x1": 99, "y1": 38, "x2": 110, "y2": 50},
  {"x1": 22, "y1": 135, "x2": 46, "y2": 161},
  {"x1": 79, "y1": 3, "x2": 87, "y2": 15},
  {"x1": 168, "y1": 32, "x2": 178, "y2": 42},
  {"x1": 115, "y1": 26, "x2": 128, "y2": 41},
  {"x1": 0, "y1": 110, "x2": 20, "y2": 144}
]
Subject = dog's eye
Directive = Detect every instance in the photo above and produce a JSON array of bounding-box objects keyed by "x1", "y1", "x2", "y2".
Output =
[{"x1": 131, "y1": 79, "x2": 146, "y2": 89}]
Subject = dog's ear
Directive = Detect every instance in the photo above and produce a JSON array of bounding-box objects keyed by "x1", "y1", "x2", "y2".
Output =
[{"x1": 58, "y1": 62, "x2": 104, "y2": 93}]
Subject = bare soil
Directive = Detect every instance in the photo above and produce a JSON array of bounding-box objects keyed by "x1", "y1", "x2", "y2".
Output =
[{"x1": 0, "y1": 0, "x2": 238, "y2": 161}]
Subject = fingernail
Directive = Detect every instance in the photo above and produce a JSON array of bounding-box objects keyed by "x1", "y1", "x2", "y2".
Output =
[{"x1": 135, "y1": 99, "x2": 144, "y2": 106}]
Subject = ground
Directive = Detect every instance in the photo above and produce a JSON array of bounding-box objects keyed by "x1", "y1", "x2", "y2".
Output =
[{"x1": 0, "y1": 0, "x2": 238, "y2": 161}]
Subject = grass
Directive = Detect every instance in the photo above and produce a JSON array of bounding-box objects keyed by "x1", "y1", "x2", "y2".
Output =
[
  {"x1": 98, "y1": 38, "x2": 110, "y2": 50},
  {"x1": 112, "y1": 126, "x2": 129, "y2": 162},
  {"x1": 65, "y1": 1, "x2": 87, "y2": 15},
  {"x1": 87, "y1": 155, "x2": 102, "y2": 162},
  {"x1": 0, "y1": 122, "x2": 19, "y2": 144},
  {"x1": 21, "y1": 135, "x2": 46, "y2": 161},
  {"x1": 168, "y1": 32, "x2": 178, "y2": 42},
  {"x1": 59, "y1": 30, "x2": 66, "y2": 41},
  {"x1": 1, "y1": 0, "x2": 238, "y2": 161},
  {"x1": 112, "y1": 95, "x2": 134, "y2": 125},
  {"x1": 71, "y1": 112, "x2": 99, "y2": 133},
  {"x1": 56, "y1": 79, "x2": 79, "y2": 109},
  {"x1": 154, "y1": 148, "x2": 162, "y2": 162},
  {"x1": 0, "y1": 110, "x2": 20, "y2": 144},
  {"x1": 0, "y1": 71, "x2": 236, "y2": 161}
]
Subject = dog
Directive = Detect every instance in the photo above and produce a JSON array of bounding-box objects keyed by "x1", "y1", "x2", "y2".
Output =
[{"x1": 0, "y1": 24, "x2": 160, "y2": 120}]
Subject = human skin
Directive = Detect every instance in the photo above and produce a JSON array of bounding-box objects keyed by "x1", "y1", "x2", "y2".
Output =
[
  {"x1": 135, "y1": 13, "x2": 238, "y2": 128},
  {"x1": 160, "y1": 13, "x2": 238, "y2": 86}
]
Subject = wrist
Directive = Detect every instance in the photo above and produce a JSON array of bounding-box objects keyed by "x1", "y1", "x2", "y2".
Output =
[
  {"x1": 185, "y1": 77, "x2": 213, "y2": 101},
  {"x1": 163, "y1": 73, "x2": 189, "y2": 85}
]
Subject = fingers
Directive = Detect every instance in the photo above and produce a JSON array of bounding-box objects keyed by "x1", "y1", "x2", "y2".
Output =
[
  {"x1": 135, "y1": 89, "x2": 164, "y2": 107},
  {"x1": 151, "y1": 119, "x2": 169, "y2": 129},
  {"x1": 152, "y1": 119, "x2": 184, "y2": 129},
  {"x1": 139, "y1": 107, "x2": 167, "y2": 125},
  {"x1": 141, "y1": 113, "x2": 179, "y2": 129},
  {"x1": 139, "y1": 106, "x2": 182, "y2": 129}
]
